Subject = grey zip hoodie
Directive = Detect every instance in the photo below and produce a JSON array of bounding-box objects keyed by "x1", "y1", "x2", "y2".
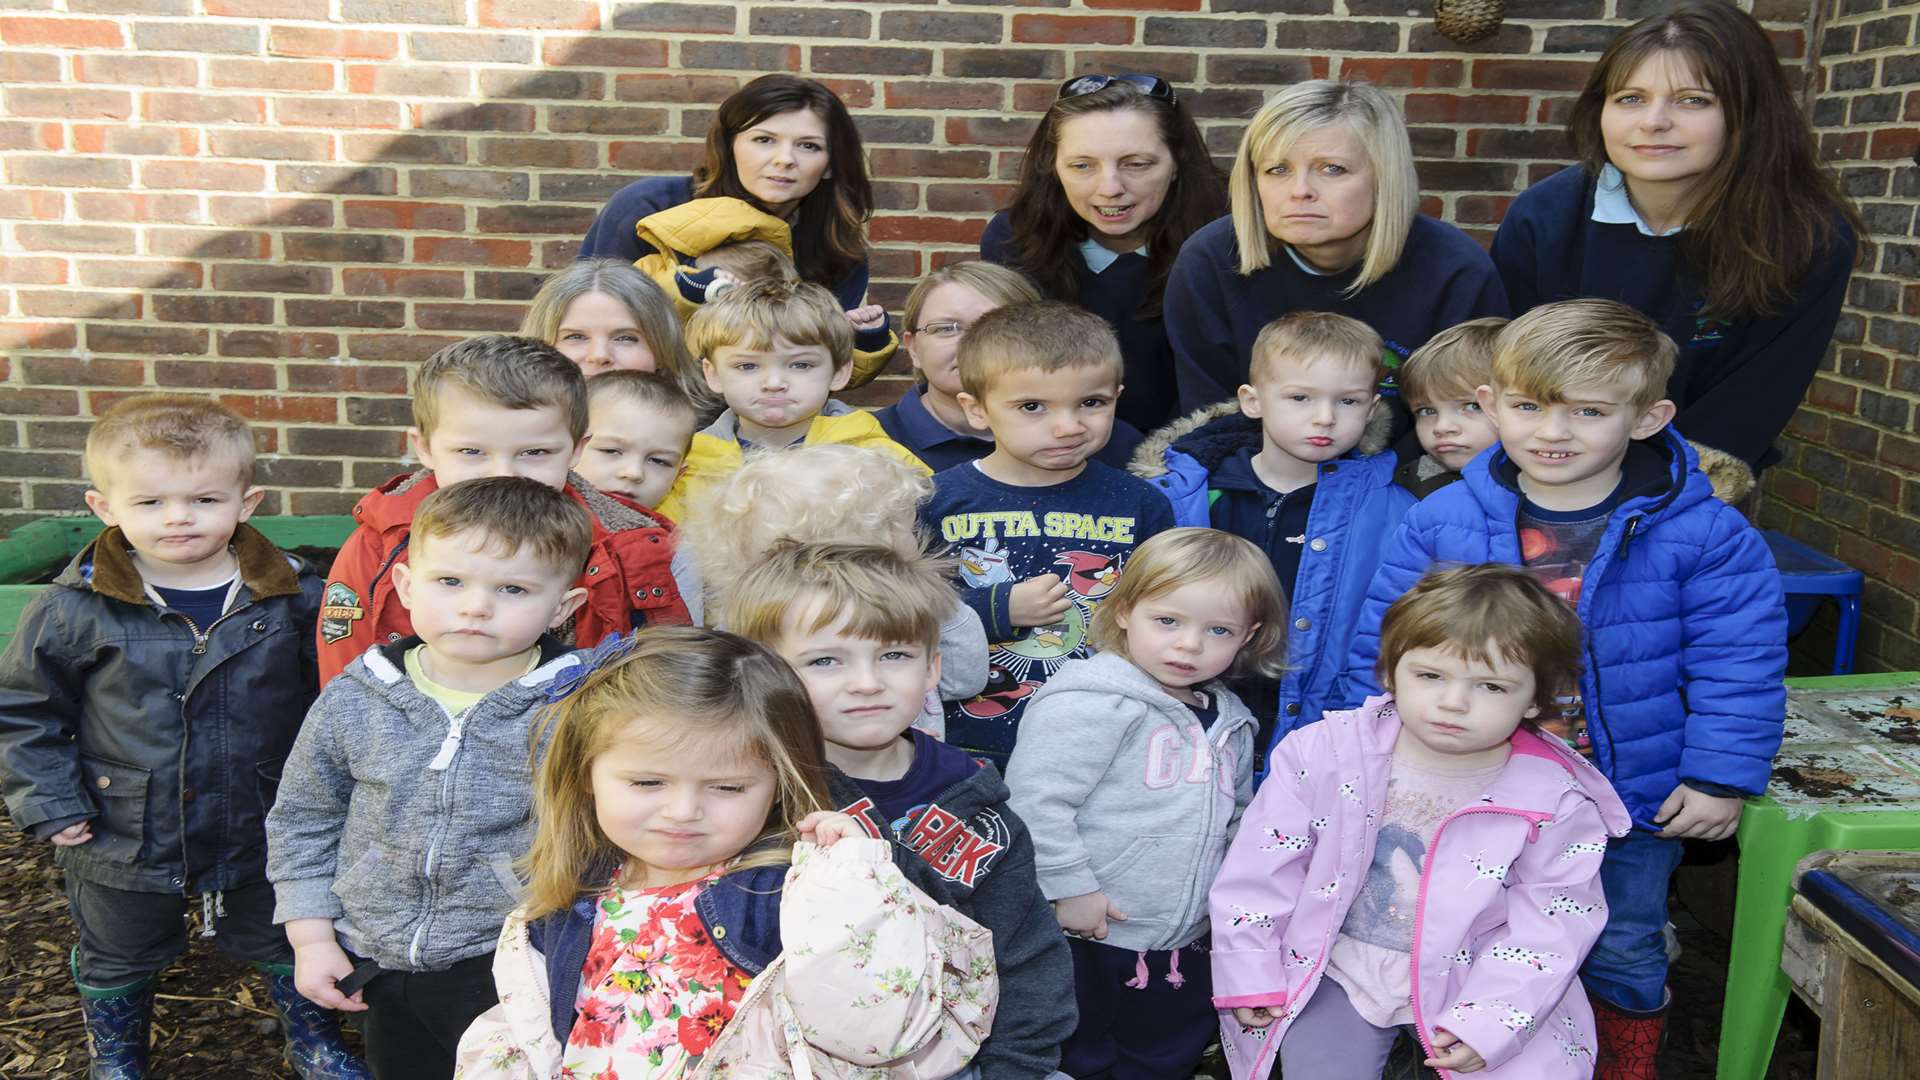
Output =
[
  {"x1": 1004, "y1": 650, "x2": 1255, "y2": 952},
  {"x1": 266, "y1": 636, "x2": 580, "y2": 971}
]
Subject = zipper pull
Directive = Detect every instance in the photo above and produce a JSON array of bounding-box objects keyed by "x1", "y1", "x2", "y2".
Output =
[
  {"x1": 191, "y1": 634, "x2": 207, "y2": 656},
  {"x1": 427, "y1": 712, "x2": 467, "y2": 771},
  {"x1": 1615, "y1": 516, "x2": 1641, "y2": 558}
]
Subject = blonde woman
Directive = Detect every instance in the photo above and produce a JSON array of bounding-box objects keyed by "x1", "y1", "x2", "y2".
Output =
[{"x1": 1165, "y1": 80, "x2": 1507, "y2": 413}]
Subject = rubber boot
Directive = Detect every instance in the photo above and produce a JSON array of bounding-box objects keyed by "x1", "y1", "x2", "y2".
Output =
[
  {"x1": 256, "y1": 965, "x2": 375, "y2": 1080},
  {"x1": 1593, "y1": 992, "x2": 1667, "y2": 1080},
  {"x1": 73, "y1": 951, "x2": 153, "y2": 1080}
]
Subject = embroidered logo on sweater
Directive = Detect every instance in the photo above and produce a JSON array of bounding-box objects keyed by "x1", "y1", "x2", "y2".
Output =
[{"x1": 319, "y1": 582, "x2": 364, "y2": 644}]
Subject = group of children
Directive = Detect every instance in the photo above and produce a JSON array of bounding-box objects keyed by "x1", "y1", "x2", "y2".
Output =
[{"x1": 0, "y1": 214, "x2": 1786, "y2": 1080}]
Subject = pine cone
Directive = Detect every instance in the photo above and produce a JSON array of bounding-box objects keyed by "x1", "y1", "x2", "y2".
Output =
[{"x1": 1435, "y1": 0, "x2": 1505, "y2": 43}]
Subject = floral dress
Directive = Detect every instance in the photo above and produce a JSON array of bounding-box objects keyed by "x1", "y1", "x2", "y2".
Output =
[{"x1": 562, "y1": 874, "x2": 753, "y2": 1080}]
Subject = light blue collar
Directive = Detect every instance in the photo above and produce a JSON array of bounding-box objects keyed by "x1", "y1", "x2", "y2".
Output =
[
  {"x1": 1592, "y1": 164, "x2": 1684, "y2": 238},
  {"x1": 1282, "y1": 244, "x2": 1336, "y2": 276},
  {"x1": 1078, "y1": 236, "x2": 1146, "y2": 274}
]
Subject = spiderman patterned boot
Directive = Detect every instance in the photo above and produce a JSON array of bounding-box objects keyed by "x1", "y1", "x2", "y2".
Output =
[
  {"x1": 1593, "y1": 994, "x2": 1666, "y2": 1080},
  {"x1": 258, "y1": 966, "x2": 374, "y2": 1079},
  {"x1": 74, "y1": 968, "x2": 153, "y2": 1080}
]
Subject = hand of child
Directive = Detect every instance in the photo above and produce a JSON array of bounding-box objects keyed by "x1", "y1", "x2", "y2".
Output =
[
  {"x1": 1009, "y1": 574, "x2": 1072, "y2": 627},
  {"x1": 1232, "y1": 1006, "x2": 1278, "y2": 1029},
  {"x1": 1053, "y1": 890, "x2": 1126, "y2": 940},
  {"x1": 292, "y1": 939, "x2": 368, "y2": 1013},
  {"x1": 1653, "y1": 783, "x2": 1744, "y2": 841},
  {"x1": 846, "y1": 304, "x2": 887, "y2": 332},
  {"x1": 1425, "y1": 1027, "x2": 1486, "y2": 1072},
  {"x1": 48, "y1": 821, "x2": 93, "y2": 847},
  {"x1": 797, "y1": 811, "x2": 864, "y2": 848}
]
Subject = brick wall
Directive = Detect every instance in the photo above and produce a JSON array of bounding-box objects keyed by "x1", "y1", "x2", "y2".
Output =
[{"x1": 1761, "y1": 0, "x2": 1920, "y2": 673}]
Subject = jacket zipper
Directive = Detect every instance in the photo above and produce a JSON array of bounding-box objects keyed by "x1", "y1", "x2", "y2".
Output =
[
  {"x1": 167, "y1": 599, "x2": 252, "y2": 891},
  {"x1": 413, "y1": 733, "x2": 459, "y2": 967},
  {"x1": 1407, "y1": 804, "x2": 1551, "y2": 1079}
]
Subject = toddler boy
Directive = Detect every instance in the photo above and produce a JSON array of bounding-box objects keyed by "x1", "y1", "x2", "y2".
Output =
[
  {"x1": 575, "y1": 369, "x2": 698, "y2": 512},
  {"x1": 724, "y1": 542, "x2": 1074, "y2": 1080},
  {"x1": 1393, "y1": 316, "x2": 1507, "y2": 498},
  {"x1": 317, "y1": 334, "x2": 687, "y2": 684},
  {"x1": 654, "y1": 277, "x2": 927, "y2": 522},
  {"x1": 1345, "y1": 298, "x2": 1786, "y2": 1075},
  {"x1": 1133, "y1": 312, "x2": 1412, "y2": 767},
  {"x1": 0, "y1": 395, "x2": 364, "y2": 1077},
  {"x1": 269, "y1": 477, "x2": 593, "y2": 1078},
  {"x1": 922, "y1": 300, "x2": 1176, "y2": 767}
]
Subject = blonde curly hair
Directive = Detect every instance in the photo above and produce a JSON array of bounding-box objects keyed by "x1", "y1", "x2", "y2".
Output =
[{"x1": 680, "y1": 443, "x2": 934, "y2": 609}]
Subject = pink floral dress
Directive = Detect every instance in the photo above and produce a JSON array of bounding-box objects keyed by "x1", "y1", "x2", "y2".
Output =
[{"x1": 562, "y1": 874, "x2": 753, "y2": 1080}]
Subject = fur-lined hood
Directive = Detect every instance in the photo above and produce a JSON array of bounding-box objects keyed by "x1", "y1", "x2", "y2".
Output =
[{"x1": 1128, "y1": 398, "x2": 1396, "y2": 480}]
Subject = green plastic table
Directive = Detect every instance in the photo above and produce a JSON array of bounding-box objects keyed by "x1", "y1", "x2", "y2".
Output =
[{"x1": 1718, "y1": 671, "x2": 1920, "y2": 1080}]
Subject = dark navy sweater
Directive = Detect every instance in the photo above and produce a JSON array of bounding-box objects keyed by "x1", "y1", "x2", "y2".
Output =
[
  {"x1": 980, "y1": 212, "x2": 1179, "y2": 431},
  {"x1": 579, "y1": 174, "x2": 872, "y2": 313},
  {"x1": 1164, "y1": 213, "x2": 1509, "y2": 414},
  {"x1": 1491, "y1": 165, "x2": 1858, "y2": 471},
  {"x1": 873, "y1": 384, "x2": 1146, "y2": 474}
]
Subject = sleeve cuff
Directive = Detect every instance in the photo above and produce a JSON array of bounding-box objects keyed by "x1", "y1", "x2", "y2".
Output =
[
  {"x1": 272, "y1": 878, "x2": 346, "y2": 924},
  {"x1": 27, "y1": 813, "x2": 94, "y2": 841},
  {"x1": 1214, "y1": 991, "x2": 1289, "y2": 1009},
  {"x1": 1034, "y1": 862, "x2": 1100, "y2": 902}
]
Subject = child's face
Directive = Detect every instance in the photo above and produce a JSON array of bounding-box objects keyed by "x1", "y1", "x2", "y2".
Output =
[
  {"x1": 391, "y1": 528, "x2": 586, "y2": 671},
  {"x1": 702, "y1": 338, "x2": 849, "y2": 444},
  {"x1": 83, "y1": 450, "x2": 263, "y2": 578},
  {"x1": 578, "y1": 396, "x2": 695, "y2": 509},
  {"x1": 1115, "y1": 580, "x2": 1258, "y2": 696},
  {"x1": 958, "y1": 364, "x2": 1120, "y2": 482},
  {"x1": 1411, "y1": 392, "x2": 1499, "y2": 472},
  {"x1": 906, "y1": 283, "x2": 1000, "y2": 402},
  {"x1": 1237, "y1": 353, "x2": 1378, "y2": 468},
  {"x1": 410, "y1": 385, "x2": 586, "y2": 491},
  {"x1": 589, "y1": 719, "x2": 778, "y2": 888},
  {"x1": 774, "y1": 603, "x2": 941, "y2": 761},
  {"x1": 1389, "y1": 644, "x2": 1539, "y2": 760},
  {"x1": 1478, "y1": 377, "x2": 1674, "y2": 506},
  {"x1": 555, "y1": 290, "x2": 656, "y2": 376}
]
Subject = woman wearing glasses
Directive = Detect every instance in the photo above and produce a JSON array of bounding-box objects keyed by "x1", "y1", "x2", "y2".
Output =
[
  {"x1": 1166, "y1": 80, "x2": 1507, "y2": 413},
  {"x1": 981, "y1": 73, "x2": 1227, "y2": 431}
]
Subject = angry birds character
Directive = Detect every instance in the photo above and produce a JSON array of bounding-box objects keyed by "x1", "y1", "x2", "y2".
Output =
[
  {"x1": 1054, "y1": 550, "x2": 1120, "y2": 599},
  {"x1": 959, "y1": 666, "x2": 1042, "y2": 720},
  {"x1": 1001, "y1": 603, "x2": 1087, "y2": 662},
  {"x1": 959, "y1": 537, "x2": 1013, "y2": 588}
]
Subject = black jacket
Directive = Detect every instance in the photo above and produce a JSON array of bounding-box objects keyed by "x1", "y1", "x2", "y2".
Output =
[{"x1": 0, "y1": 524, "x2": 323, "y2": 893}]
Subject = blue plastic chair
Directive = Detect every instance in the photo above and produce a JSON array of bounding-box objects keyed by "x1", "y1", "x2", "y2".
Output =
[{"x1": 1762, "y1": 529, "x2": 1864, "y2": 675}]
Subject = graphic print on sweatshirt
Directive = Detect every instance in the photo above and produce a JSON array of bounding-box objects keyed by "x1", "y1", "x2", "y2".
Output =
[{"x1": 1518, "y1": 497, "x2": 1613, "y2": 755}]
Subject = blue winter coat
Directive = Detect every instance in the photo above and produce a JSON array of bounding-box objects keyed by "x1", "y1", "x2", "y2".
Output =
[
  {"x1": 1342, "y1": 427, "x2": 1787, "y2": 828},
  {"x1": 1131, "y1": 403, "x2": 1413, "y2": 774}
]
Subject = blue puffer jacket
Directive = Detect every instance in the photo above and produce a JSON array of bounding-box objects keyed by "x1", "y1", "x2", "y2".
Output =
[
  {"x1": 1343, "y1": 427, "x2": 1786, "y2": 828},
  {"x1": 1132, "y1": 403, "x2": 1413, "y2": 776}
]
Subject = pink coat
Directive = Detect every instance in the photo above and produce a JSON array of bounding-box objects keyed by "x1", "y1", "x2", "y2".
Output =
[{"x1": 1207, "y1": 696, "x2": 1631, "y2": 1080}]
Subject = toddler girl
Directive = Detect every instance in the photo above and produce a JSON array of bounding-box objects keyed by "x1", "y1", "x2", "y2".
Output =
[
  {"x1": 521, "y1": 259, "x2": 708, "y2": 406},
  {"x1": 1005, "y1": 527, "x2": 1288, "y2": 1079},
  {"x1": 454, "y1": 626, "x2": 997, "y2": 1078},
  {"x1": 1210, "y1": 564, "x2": 1630, "y2": 1080}
]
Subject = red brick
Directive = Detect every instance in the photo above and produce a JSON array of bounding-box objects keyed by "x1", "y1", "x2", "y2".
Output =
[
  {"x1": 72, "y1": 54, "x2": 198, "y2": 86},
  {"x1": 0, "y1": 257, "x2": 68, "y2": 286},
  {"x1": 72, "y1": 123, "x2": 198, "y2": 156},
  {"x1": 73, "y1": 192, "x2": 204, "y2": 222},
  {"x1": 1071, "y1": 51, "x2": 1195, "y2": 82},
  {"x1": 343, "y1": 268, "x2": 466, "y2": 298},
  {"x1": 473, "y1": 204, "x2": 597, "y2": 235},
  {"x1": 346, "y1": 333, "x2": 463, "y2": 363},
  {"x1": 413, "y1": 103, "x2": 538, "y2": 133},
  {"x1": 614, "y1": 73, "x2": 738, "y2": 103},
  {"x1": 480, "y1": 0, "x2": 600, "y2": 28},
  {"x1": 22, "y1": 356, "x2": 145, "y2": 388},
  {"x1": 478, "y1": 137, "x2": 598, "y2": 169},
  {"x1": 78, "y1": 260, "x2": 201, "y2": 290},
  {"x1": 144, "y1": 91, "x2": 266, "y2": 125},
  {"x1": 14, "y1": 225, "x2": 134, "y2": 254},
  {"x1": 414, "y1": 303, "x2": 527, "y2": 332},
  {"x1": 1454, "y1": 195, "x2": 1516, "y2": 224},
  {"x1": 0, "y1": 324, "x2": 78, "y2": 352},
  {"x1": 1085, "y1": 0, "x2": 1200, "y2": 8},
  {"x1": 346, "y1": 64, "x2": 467, "y2": 97},
  {"x1": 0, "y1": 51, "x2": 61, "y2": 83},
  {"x1": 1403, "y1": 93, "x2": 1530, "y2": 124},
  {"x1": 543, "y1": 36, "x2": 666, "y2": 68},
  {"x1": 1807, "y1": 376, "x2": 1859, "y2": 412},
  {"x1": 156, "y1": 360, "x2": 279, "y2": 390},
  {"x1": 85, "y1": 324, "x2": 208, "y2": 355},
  {"x1": 1870, "y1": 128, "x2": 1920, "y2": 161},
  {"x1": 152, "y1": 294, "x2": 275, "y2": 324},
  {"x1": 545, "y1": 106, "x2": 668, "y2": 136},
  {"x1": 1343, "y1": 58, "x2": 1464, "y2": 88},
  {"x1": 285, "y1": 365, "x2": 410, "y2": 394},
  {"x1": 871, "y1": 148, "x2": 992, "y2": 179},
  {"x1": 208, "y1": 195, "x2": 331, "y2": 228},
  {"x1": 0, "y1": 17, "x2": 124, "y2": 48},
  {"x1": 344, "y1": 134, "x2": 466, "y2": 165},
  {"x1": 946, "y1": 116, "x2": 1040, "y2": 148},
  {"x1": 927, "y1": 183, "x2": 1018, "y2": 213},
  {"x1": 870, "y1": 216, "x2": 987, "y2": 245},
  {"x1": 209, "y1": 263, "x2": 332, "y2": 293},
  {"x1": 205, "y1": 0, "x2": 315, "y2": 15},
  {"x1": 268, "y1": 26, "x2": 398, "y2": 60},
  {"x1": 147, "y1": 228, "x2": 271, "y2": 259},
  {"x1": 141, "y1": 160, "x2": 267, "y2": 191},
  {"x1": 1838, "y1": 532, "x2": 1895, "y2": 580},
  {"x1": 210, "y1": 58, "x2": 334, "y2": 91},
  {"x1": 0, "y1": 190, "x2": 63, "y2": 220},
  {"x1": 6, "y1": 87, "x2": 132, "y2": 120},
  {"x1": 208, "y1": 129, "x2": 333, "y2": 161},
  {"x1": 415, "y1": 236, "x2": 533, "y2": 267},
  {"x1": 1472, "y1": 59, "x2": 1591, "y2": 91},
  {"x1": 218, "y1": 330, "x2": 340, "y2": 359},
  {"x1": 0, "y1": 120, "x2": 62, "y2": 151},
  {"x1": 607, "y1": 141, "x2": 706, "y2": 172},
  {"x1": 1821, "y1": 132, "x2": 1869, "y2": 160},
  {"x1": 285, "y1": 299, "x2": 405, "y2": 329},
  {"x1": 275, "y1": 97, "x2": 400, "y2": 129},
  {"x1": 219, "y1": 395, "x2": 339, "y2": 423},
  {"x1": 344, "y1": 200, "x2": 466, "y2": 232},
  {"x1": 8, "y1": 156, "x2": 132, "y2": 188},
  {"x1": 886, "y1": 81, "x2": 1003, "y2": 111},
  {"x1": 817, "y1": 79, "x2": 876, "y2": 110},
  {"x1": 1766, "y1": 468, "x2": 1818, "y2": 509},
  {"x1": 1891, "y1": 554, "x2": 1920, "y2": 595},
  {"x1": 18, "y1": 290, "x2": 141, "y2": 320}
]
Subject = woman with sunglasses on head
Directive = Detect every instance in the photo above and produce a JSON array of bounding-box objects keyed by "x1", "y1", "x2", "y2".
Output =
[
  {"x1": 1166, "y1": 80, "x2": 1507, "y2": 414},
  {"x1": 580, "y1": 74, "x2": 895, "y2": 387},
  {"x1": 1492, "y1": 0, "x2": 1859, "y2": 504},
  {"x1": 981, "y1": 73, "x2": 1227, "y2": 432}
]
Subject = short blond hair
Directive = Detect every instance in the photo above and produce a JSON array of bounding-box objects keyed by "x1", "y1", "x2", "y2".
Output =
[
  {"x1": 1229, "y1": 80, "x2": 1420, "y2": 292},
  {"x1": 680, "y1": 443, "x2": 933, "y2": 605},
  {"x1": 1492, "y1": 299, "x2": 1676, "y2": 412},
  {"x1": 723, "y1": 542, "x2": 954, "y2": 654},
  {"x1": 1377, "y1": 564, "x2": 1584, "y2": 714},
  {"x1": 587, "y1": 369, "x2": 697, "y2": 425},
  {"x1": 903, "y1": 261, "x2": 1043, "y2": 389},
  {"x1": 410, "y1": 475, "x2": 594, "y2": 580},
  {"x1": 85, "y1": 394, "x2": 256, "y2": 491},
  {"x1": 1089, "y1": 528, "x2": 1289, "y2": 681},
  {"x1": 695, "y1": 239, "x2": 798, "y2": 283},
  {"x1": 1401, "y1": 317, "x2": 1508, "y2": 406},
  {"x1": 519, "y1": 259, "x2": 696, "y2": 397},
  {"x1": 685, "y1": 277, "x2": 854, "y2": 372},
  {"x1": 1248, "y1": 311, "x2": 1385, "y2": 387},
  {"x1": 413, "y1": 335, "x2": 589, "y2": 443},
  {"x1": 956, "y1": 299, "x2": 1122, "y2": 401}
]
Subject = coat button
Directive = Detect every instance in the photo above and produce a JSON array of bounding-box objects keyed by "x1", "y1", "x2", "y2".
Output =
[
  {"x1": 96, "y1": 776, "x2": 111, "y2": 789},
  {"x1": 712, "y1": 925, "x2": 726, "y2": 939},
  {"x1": 170, "y1": 692, "x2": 184, "y2": 701},
  {"x1": 1295, "y1": 617, "x2": 1310, "y2": 630},
  {"x1": 587, "y1": 565, "x2": 599, "y2": 576},
  {"x1": 181, "y1": 788, "x2": 195, "y2": 802},
  {"x1": 170, "y1": 877, "x2": 182, "y2": 888},
  {"x1": 1309, "y1": 538, "x2": 1327, "y2": 552},
  {"x1": 651, "y1": 587, "x2": 664, "y2": 597},
  {"x1": 1286, "y1": 703, "x2": 1301, "y2": 716},
  {"x1": 250, "y1": 620, "x2": 267, "y2": 632}
]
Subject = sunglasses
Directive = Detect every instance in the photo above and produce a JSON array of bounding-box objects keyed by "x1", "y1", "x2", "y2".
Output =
[{"x1": 1057, "y1": 73, "x2": 1177, "y2": 105}]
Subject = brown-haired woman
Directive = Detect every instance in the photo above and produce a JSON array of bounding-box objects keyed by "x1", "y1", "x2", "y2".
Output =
[
  {"x1": 1491, "y1": 0, "x2": 1860, "y2": 500},
  {"x1": 981, "y1": 74, "x2": 1226, "y2": 431},
  {"x1": 580, "y1": 75, "x2": 894, "y2": 385}
]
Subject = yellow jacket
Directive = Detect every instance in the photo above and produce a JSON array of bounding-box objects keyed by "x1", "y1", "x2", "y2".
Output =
[
  {"x1": 655, "y1": 401, "x2": 931, "y2": 524},
  {"x1": 632, "y1": 196, "x2": 896, "y2": 389}
]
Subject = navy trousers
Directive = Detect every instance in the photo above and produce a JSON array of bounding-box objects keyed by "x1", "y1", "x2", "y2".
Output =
[{"x1": 1061, "y1": 935, "x2": 1216, "y2": 1080}]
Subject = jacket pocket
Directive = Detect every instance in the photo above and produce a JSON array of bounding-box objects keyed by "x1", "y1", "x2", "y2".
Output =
[
  {"x1": 1094, "y1": 835, "x2": 1182, "y2": 930},
  {"x1": 487, "y1": 853, "x2": 524, "y2": 907},
  {"x1": 77, "y1": 755, "x2": 148, "y2": 863},
  {"x1": 330, "y1": 842, "x2": 420, "y2": 947}
]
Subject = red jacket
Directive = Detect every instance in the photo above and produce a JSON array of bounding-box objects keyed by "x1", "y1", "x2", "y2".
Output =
[{"x1": 316, "y1": 470, "x2": 690, "y2": 686}]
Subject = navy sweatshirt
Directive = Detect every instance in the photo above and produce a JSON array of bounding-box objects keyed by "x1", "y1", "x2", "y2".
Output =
[
  {"x1": 873, "y1": 384, "x2": 1147, "y2": 474},
  {"x1": 980, "y1": 212, "x2": 1179, "y2": 432},
  {"x1": 919, "y1": 460, "x2": 1176, "y2": 766},
  {"x1": 1163, "y1": 213, "x2": 1509, "y2": 414},
  {"x1": 579, "y1": 174, "x2": 872, "y2": 313},
  {"x1": 1491, "y1": 165, "x2": 1858, "y2": 471}
]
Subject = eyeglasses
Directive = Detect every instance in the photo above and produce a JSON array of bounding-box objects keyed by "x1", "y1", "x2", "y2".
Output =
[
  {"x1": 1057, "y1": 73, "x2": 1177, "y2": 105},
  {"x1": 908, "y1": 320, "x2": 969, "y2": 340}
]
